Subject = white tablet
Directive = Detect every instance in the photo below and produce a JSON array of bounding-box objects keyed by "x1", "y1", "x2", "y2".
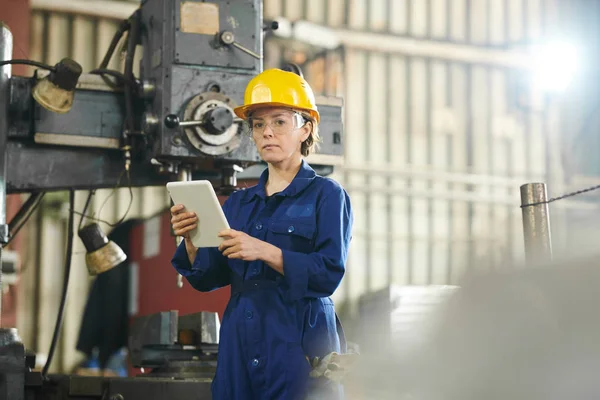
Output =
[{"x1": 166, "y1": 180, "x2": 230, "y2": 248}]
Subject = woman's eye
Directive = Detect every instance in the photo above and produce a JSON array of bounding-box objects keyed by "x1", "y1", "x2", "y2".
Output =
[
  {"x1": 253, "y1": 122, "x2": 264, "y2": 129},
  {"x1": 275, "y1": 119, "x2": 286, "y2": 126}
]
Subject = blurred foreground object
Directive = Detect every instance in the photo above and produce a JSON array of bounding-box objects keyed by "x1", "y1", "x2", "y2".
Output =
[
  {"x1": 349, "y1": 255, "x2": 600, "y2": 400},
  {"x1": 358, "y1": 285, "x2": 460, "y2": 355},
  {"x1": 309, "y1": 352, "x2": 359, "y2": 383}
]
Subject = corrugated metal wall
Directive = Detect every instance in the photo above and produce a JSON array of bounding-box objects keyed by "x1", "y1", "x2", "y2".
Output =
[
  {"x1": 263, "y1": 0, "x2": 569, "y2": 318},
  {"x1": 16, "y1": 0, "x2": 585, "y2": 373}
]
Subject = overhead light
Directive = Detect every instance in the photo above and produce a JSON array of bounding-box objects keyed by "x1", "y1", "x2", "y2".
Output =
[
  {"x1": 530, "y1": 41, "x2": 580, "y2": 93},
  {"x1": 78, "y1": 223, "x2": 127, "y2": 275},
  {"x1": 32, "y1": 58, "x2": 82, "y2": 114}
]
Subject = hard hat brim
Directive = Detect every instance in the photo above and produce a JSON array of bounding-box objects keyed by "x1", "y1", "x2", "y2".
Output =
[{"x1": 234, "y1": 102, "x2": 320, "y2": 124}]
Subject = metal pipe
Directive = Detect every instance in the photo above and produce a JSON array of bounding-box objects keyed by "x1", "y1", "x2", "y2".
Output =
[
  {"x1": 31, "y1": 0, "x2": 137, "y2": 20},
  {"x1": 0, "y1": 22, "x2": 13, "y2": 324},
  {"x1": 343, "y1": 185, "x2": 600, "y2": 210},
  {"x1": 520, "y1": 183, "x2": 553, "y2": 263},
  {"x1": 177, "y1": 166, "x2": 192, "y2": 183},
  {"x1": 342, "y1": 163, "x2": 542, "y2": 188},
  {"x1": 272, "y1": 17, "x2": 534, "y2": 69},
  {"x1": 344, "y1": 185, "x2": 518, "y2": 206}
]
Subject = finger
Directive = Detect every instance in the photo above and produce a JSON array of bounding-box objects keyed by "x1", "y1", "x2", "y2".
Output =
[
  {"x1": 218, "y1": 229, "x2": 239, "y2": 238},
  {"x1": 171, "y1": 210, "x2": 196, "y2": 223},
  {"x1": 218, "y1": 239, "x2": 237, "y2": 252},
  {"x1": 175, "y1": 223, "x2": 197, "y2": 236},
  {"x1": 226, "y1": 251, "x2": 243, "y2": 259},
  {"x1": 174, "y1": 211, "x2": 196, "y2": 222},
  {"x1": 217, "y1": 229, "x2": 232, "y2": 237},
  {"x1": 173, "y1": 217, "x2": 198, "y2": 231},
  {"x1": 222, "y1": 245, "x2": 238, "y2": 257},
  {"x1": 175, "y1": 212, "x2": 197, "y2": 224},
  {"x1": 227, "y1": 251, "x2": 245, "y2": 260},
  {"x1": 171, "y1": 204, "x2": 183, "y2": 214},
  {"x1": 170, "y1": 204, "x2": 185, "y2": 214},
  {"x1": 173, "y1": 216, "x2": 197, "y2": 228},
  {"x1": 222, "y1": 244, "x2": 240, "y2": 257},
  {"x1": 174, "y1": 223, "x2": 197, "y2": 236},
  {"x1": 222, "y1": 238, "x2": 238, "y2": 247}
]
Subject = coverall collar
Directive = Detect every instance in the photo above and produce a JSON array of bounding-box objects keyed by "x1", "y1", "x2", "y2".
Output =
[{"x1": 243, "y1": 159, "x2": 316, "y2": 202}]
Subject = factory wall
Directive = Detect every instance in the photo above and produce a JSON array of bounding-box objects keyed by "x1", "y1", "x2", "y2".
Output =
[
  {"x1": 12, "y1": 0, "x2": 589, "y2": 373},
  {"x1": 262, "y1": 0, "x2": 575, "y2": 325}
]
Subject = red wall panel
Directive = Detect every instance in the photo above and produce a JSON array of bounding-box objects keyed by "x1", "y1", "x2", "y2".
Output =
[
  {"x1": 127, "y1": 197, "x2": 229, "y2": 377},
  {"x1": 0, "y1": 0, "x2": 30, "y2": 76},
  {"x1": 130, "y1": 209, "x2": 231, "y2": 321},
  {"x1": 128, "y1": 188, "x2": 255, "y2": 324},
  {"x1": 1, "y1": 0, "x2": 30, "y2": 328}
]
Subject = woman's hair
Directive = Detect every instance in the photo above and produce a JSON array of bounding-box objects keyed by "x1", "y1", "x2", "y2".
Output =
[{"x1": 300, "y1": 113, "x2": 320, "y2": 157}]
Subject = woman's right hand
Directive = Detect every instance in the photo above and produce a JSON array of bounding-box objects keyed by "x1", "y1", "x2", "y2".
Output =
[{"x1": 170, "y1": 204, "x2": 198, "y2": 239}]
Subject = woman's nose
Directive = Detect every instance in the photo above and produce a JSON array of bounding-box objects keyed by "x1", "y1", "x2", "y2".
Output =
[{"x1": 262, "y1": 124, "x2": 274, "y2": 137}]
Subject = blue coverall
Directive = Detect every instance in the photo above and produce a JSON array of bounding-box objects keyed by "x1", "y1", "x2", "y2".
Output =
[{"x1": 171, "y1": 160, "x2": 354, "y2": 399}]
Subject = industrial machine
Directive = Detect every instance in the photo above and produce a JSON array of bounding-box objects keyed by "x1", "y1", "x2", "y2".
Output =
[{"x1": 0, "y1": 0, "x2": 344, "y2": 398}]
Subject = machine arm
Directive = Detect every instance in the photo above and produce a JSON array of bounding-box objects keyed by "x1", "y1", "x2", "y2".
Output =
[
  {"x1": 5, "y1": 72, "x2": 343, "y2": 194},
  {"x1": 7, "y1": 73, "x2": 182, "y2": 193}
]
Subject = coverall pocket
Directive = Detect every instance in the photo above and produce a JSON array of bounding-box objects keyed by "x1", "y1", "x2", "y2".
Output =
[
  {"x1": 285, "y1": 341, "x2": 311, "y2": 380},
  {"x1": 282, "y1": 342, "x2": 312, "y2": 400},
  {"x1": 269, "y1": 221, "x2": 315, "y2": 253}
]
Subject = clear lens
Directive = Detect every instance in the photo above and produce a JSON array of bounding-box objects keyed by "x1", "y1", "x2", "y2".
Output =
[{"x1": 248, "y1": 112, "x2": 306, "y2": 136}]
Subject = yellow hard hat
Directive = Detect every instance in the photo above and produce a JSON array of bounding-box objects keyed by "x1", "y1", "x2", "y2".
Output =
[{"x1": 234, "y1": 68, "x2": 320, "y2": 123}]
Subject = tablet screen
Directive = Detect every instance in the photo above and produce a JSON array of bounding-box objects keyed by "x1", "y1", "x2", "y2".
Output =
[{"x1": 166, "y1": 180, "x2": 230, "y2": 248}]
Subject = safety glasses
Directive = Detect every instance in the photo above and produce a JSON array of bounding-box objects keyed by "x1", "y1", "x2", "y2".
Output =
[{"x1": 247, "y1": 111, "x2": 307, "y2": 136}]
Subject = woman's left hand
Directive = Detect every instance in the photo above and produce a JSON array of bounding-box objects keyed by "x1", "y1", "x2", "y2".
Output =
[{"x1": 218, "y1": 229, "x2": 266, "y2": 261}]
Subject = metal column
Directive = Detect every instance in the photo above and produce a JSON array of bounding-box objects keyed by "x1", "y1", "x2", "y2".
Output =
[
  {"x1": 0, "y1": 22, "x2": 26, "y2": 400},
  {"x1": 0, "y1": 21, "x2": 12, "y2": 322},
  {"x1": 520, "y1": 183, "x2": 553, "y2": 263}
]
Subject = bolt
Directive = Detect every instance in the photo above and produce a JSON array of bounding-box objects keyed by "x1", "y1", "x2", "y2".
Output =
[{"x1": 221, "y1": 31, "x2": 235, "y2": 44}]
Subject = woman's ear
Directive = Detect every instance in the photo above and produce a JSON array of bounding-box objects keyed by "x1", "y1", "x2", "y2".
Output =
[{"x1": 300, "y1": 121, "x2": 312, "y2": 143}]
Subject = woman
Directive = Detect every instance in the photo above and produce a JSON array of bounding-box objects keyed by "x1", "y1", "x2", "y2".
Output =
[{"x1": 170, "y1": 68, "x2": 354, "y2": 399}]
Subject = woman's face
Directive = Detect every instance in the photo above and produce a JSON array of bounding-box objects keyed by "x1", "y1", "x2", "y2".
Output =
[{"x1": 249, "y1": 107, "x2": 311, "y2": 165}]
